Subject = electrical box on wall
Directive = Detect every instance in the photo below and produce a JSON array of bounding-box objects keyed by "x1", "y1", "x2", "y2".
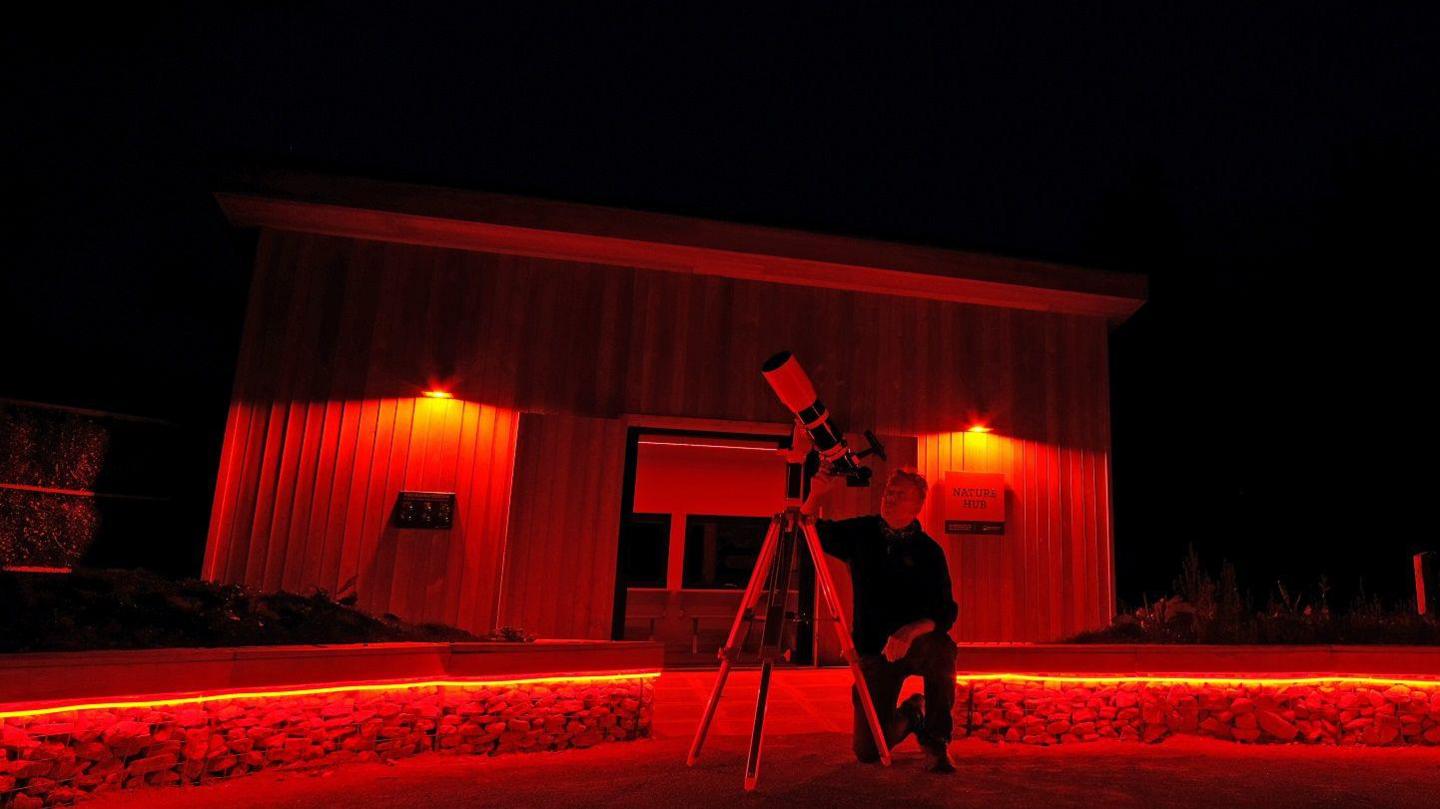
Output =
[{"x1": 393, "y1": 491, "x2": 456, "y2": 530}]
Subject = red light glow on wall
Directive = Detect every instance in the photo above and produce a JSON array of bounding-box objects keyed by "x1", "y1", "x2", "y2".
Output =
[
  {"x1": 204, "y1": 397, "x2": 520, "y2": 635},
  {"x1": 915, "y1": 428, "x2": 1114, "y2": 641}
]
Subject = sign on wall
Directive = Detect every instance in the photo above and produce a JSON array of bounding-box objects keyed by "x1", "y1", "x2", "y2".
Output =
[{"x1": 943, "y1": 471, "x2": 1006, "y2": 535}]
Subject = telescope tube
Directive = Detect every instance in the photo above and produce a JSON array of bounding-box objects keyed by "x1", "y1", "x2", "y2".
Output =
[{"x1": 761, "y1": 351, "x2": 870, "y2": 483}]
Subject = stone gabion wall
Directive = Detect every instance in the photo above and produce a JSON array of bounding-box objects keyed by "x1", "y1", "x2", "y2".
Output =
[
  {"x1": 956, "y1": 677, "x2": 1440, "y2": 746},
  {"x1": 0, "y1": 676, "x2": 653, "y2": 808}
]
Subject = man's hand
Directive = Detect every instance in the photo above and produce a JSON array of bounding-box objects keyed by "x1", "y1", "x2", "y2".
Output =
[
  {"x1": 881, "y1": 633, "x2": 913, "y2": 663},
  {"x1": 882, "y1": 619, "x2": 937, "y2": 663},
  {"x1": 801, "y1": 468, "x2": 844, "y2": 515}
]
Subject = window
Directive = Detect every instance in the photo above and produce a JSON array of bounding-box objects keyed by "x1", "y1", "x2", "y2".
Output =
[
  {"x1": 682, "y1": 515, "x2": 771, "y2": 589},
  {"x1": 619, "y1": 513, "x2": 670, "y2": 587}
]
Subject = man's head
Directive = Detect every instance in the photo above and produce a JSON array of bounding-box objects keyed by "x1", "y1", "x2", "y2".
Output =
[{"x1": 880, "y1": 467, "x2": 927, "y2": 530}]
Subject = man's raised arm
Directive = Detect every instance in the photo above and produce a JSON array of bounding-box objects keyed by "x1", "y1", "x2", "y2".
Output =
[{"x1": 802, "y1": 470, "x2": 856, "y2": 563}]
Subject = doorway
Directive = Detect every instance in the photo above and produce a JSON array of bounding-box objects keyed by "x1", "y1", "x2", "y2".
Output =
[{"x1": 611, "y1": 426, "x2": 820, "y2": 667}]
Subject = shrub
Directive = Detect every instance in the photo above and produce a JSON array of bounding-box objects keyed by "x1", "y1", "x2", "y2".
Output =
[
  {"x1": 0, "y1": 567, "x2": 534, "y2": 652},
  {"x1": 1067, "y1": 545, "x2": 1440, "y2": 644}
]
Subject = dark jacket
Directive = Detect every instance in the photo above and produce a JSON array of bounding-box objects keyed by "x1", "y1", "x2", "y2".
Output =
[{"x1": 814, "y1": 515, "x2": 958, "y2": 655}]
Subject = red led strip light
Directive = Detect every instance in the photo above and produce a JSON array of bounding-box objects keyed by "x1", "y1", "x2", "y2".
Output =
[{"x1": 0, "y1": 670, "x2": 662, "y2": 720}]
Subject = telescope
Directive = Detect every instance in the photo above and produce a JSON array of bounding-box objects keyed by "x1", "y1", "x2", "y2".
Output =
[
  {"x1": 689, "y1": 351, "x2": 897, "y2": 788},
  {"x1": 760, "y1": 351, "x2": 885, "y2": 485}
]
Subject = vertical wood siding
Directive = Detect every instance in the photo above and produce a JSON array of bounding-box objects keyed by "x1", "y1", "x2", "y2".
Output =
[
  {"x1": 916, "y1": 431, "x2": 1114, "y2": 641},
  {"x1": 498, "y1": 413, "x2": 627, "y2": 639},
  {"x1": 204, "y1": 396, "x2": 518, "y2": 634},
  {"x1": 207, "y1": 229, "x2": 1115, "y2": 640}
]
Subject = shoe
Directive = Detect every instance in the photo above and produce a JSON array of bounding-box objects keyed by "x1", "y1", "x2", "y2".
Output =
[
  {"x1": 897, "y1": 693, "x2": 926, "y2": 740},
  {"x1": 923, "y1": 744, "x2": 956, "y2": 774}
]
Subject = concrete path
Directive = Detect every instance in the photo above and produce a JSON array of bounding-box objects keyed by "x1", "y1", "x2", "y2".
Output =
[{"x1": 83, "y1": 732, "x2": 1440, "y2": 809}]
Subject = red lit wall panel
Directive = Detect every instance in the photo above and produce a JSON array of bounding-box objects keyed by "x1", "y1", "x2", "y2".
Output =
[
  {"x1": 203, "y1": 396, "x2": 518, "y2": 634},
  {"x1": 916, "y1": 433, "x2": 1114, "y2": 641}
]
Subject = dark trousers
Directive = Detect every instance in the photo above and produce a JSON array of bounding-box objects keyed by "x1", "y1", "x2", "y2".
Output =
[{"x1": 850, "y1": 631, "x2": 957, "y2": 762}]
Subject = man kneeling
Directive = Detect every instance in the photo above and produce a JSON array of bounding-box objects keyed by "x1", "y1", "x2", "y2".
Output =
[{"x1": 804, "y1": 467, "x2": 959, "y2": 773}]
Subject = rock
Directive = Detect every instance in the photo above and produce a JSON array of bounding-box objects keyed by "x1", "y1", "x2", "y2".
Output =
[
  {"x1": 22, "y1": 776, "x2": 57, "y2": 798},
  {"x1": 1141, "y1": 703, "x2": 1165, "y2": 726},
  {"x1": 3, "y1": 726, "x2": 39, "y2": 749},
  {"x1": 176, "y1": 709, "x2": 209, "y2": 728},
  {"x1": 73, "y1": 740, "x2": 110, "y2": 760},
  {"x1": 1199, "y1": 717, "x2": 1231, "y2": 739},
  {"x1": 10, "y1": 794, "x2": 44, "y2": 809},
  {"x1": 1363, "y1": 722, "x2": 1400, "y2": 746},
  {"x1": 147, "y1": 769, "x2": 181, "y2": 786},
  {"x1": 11, "y1": 759, "x2": 55, "y2": 780},
  {"x1": 26, "y1": 723, "x2": 75, "y2": 739},
  {"x1": 1382, "y1": 685, "x2": 1411, "y2": 702},
  {"x1": 1257, "y1": 710, "x2": 1298, "y2": 740},
  {"x1": 127, "y1": 753, "x2": 178, "y2": 775},
  {"x1": 102, "y1": 721, "x2": 153, "y2": 757}
]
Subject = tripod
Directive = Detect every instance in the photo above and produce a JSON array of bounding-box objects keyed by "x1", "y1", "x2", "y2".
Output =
[{"x1": 686, "y1": 505, "x2": 892, "y2": 790}]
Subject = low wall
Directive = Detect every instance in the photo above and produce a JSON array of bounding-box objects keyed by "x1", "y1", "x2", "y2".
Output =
[
  {"x1": 0, "y1": 641, "x2": 661, "y2": 807},
  {"x1": 952, "y1": 644, "x2": 1440, "y2": 747}
]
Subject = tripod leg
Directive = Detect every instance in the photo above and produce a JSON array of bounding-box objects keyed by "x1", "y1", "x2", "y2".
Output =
[
  {"x1": 688, "y1": 516, "x2": 783, "y2": 766},
  {"x1": 742, "y1": 518, "x2": 799, "y2": 791},
  {"x1": 743, "y1": 659, "x2": 774, "y2": 791},
  {"x1": 801, "y1": 520, "x2": 892, "y2": 766}
]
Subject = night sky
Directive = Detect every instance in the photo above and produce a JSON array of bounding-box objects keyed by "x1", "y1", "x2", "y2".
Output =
[{"x1": 5, "y1": 5, "x2": 1436, "y2": 608}]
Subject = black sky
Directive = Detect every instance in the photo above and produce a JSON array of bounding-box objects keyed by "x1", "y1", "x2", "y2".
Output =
[{"x1": 4, "y1": 4, "x2": 1436, "y2": 606}]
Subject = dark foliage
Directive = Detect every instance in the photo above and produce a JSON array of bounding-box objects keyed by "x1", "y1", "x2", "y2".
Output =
[
  {"x1": 0, "y1": 567, "x2": 535, "y2": 652},
  {"x1": 1068, "y1": 546, "x2": 1440, "y2": 645}
]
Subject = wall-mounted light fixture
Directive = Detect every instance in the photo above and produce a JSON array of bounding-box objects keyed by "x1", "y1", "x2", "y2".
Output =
[{"x1": 423, "y1": 390, "x2": 454, "y2": 399}]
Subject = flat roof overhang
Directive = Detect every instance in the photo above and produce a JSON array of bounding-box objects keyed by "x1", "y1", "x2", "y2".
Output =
[{"x1": 214, "y1": 170, "x2": 1147, "y2": 323}]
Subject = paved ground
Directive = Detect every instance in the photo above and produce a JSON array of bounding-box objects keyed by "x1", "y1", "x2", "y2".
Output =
[
  {"x1": 86, "y1": 733, "x2": 1440, "y2": 809},
  {"x1": 84, "y1": 669, "x2": 1440, "y2": 809}
]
